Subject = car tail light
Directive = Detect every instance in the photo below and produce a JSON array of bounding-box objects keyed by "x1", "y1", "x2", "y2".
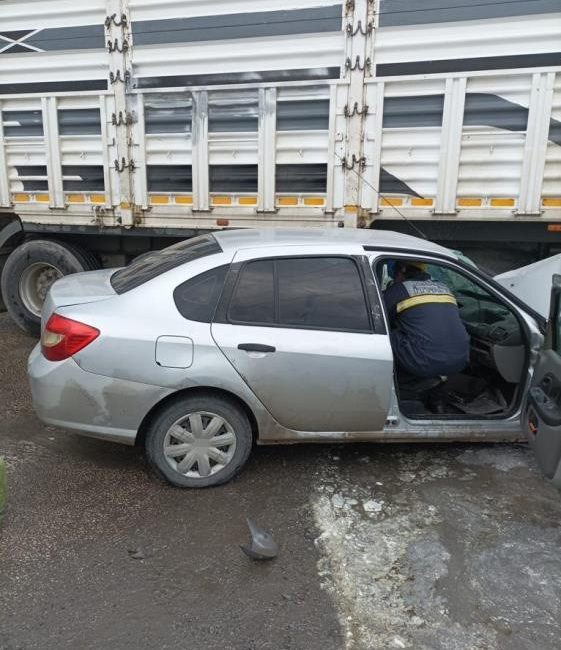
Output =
[{"x1": 41, "y1": 313, "x2": 100, "y2": 362}]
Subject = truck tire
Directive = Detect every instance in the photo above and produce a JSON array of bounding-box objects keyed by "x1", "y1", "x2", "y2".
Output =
[{"x1": 0, "y1": 239, "x2": 98, "y2": 337}]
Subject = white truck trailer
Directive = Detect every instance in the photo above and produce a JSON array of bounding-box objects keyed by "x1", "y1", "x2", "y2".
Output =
[{"x1": 0, "y1": 0, "x2": 560, "y2": 334}]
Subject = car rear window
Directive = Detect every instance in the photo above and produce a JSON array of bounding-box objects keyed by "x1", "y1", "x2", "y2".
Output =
[
  {"x1": 111, "y1": 234, "x2": 222, "y2": 294},
  {"x1": 174, "y1": 264, "x2": 229, "y2": 322}
]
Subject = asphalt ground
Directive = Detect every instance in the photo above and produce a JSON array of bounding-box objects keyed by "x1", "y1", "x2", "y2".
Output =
[{"x1": 0, "y1": 313, "x2": 560, "y2": 650}]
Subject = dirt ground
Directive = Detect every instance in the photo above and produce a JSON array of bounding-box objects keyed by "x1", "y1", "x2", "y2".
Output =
[{"x1": 0, "y1": 313, "x2": 560, "y2": 650}]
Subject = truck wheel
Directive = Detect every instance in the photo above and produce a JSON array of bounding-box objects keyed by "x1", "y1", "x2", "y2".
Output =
[{"x1": 0, "y1": 239, "x2": 98, "y2": 336}]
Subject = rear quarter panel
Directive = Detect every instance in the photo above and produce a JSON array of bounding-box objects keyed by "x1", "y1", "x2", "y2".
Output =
[
  {"x1": 66, "y1": 251, "x2": 235, "y2": 387},
  {"x1": 28, "y1": 344, "x2": 174, "y2": 444}
]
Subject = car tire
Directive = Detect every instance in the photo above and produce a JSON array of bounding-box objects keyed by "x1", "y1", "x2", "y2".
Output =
[
  {"x1": 145, "y1": 395, "x2": 253, "y2": 488},
  {"x1": 0, "y1": 239, "x2": 99, "y2": 337}
]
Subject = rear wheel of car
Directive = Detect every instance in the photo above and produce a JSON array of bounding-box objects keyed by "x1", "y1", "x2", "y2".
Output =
[
  {"x1": 0, "y1": 239, "x2": 99, "y2": 337},
  {"x1": 145, "y1": 395, "x2": 253, "y2": 488}
]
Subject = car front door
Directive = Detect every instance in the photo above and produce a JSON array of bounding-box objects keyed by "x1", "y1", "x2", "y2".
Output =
[
  {"x1": 211, "y1": 250, "x2": 393, "y2": 432},
  {"x1": 524, "y1": 274, "x2": 561, "y2": 489}
]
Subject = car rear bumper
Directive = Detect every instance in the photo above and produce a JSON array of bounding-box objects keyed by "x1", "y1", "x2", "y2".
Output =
[{"x1": 28, "y1": 344, "x2": 174, "y2": 445}]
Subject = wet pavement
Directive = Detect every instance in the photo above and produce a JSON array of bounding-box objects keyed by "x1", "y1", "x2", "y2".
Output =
[{"x1": 0, "y1": 313, "x2": 560, "y2": 650}]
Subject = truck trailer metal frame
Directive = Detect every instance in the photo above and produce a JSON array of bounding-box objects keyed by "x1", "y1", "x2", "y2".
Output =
[{"x1": 0, "y1": 0, "x2": 560, "y2": 331}]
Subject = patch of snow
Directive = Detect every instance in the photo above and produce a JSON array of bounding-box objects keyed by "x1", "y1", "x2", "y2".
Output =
[
  {"x1": 312, "y1": 463, "x2": 444, "y2": 648},
  {"x1": 457, "y1": 446, "x2": 530, "y2": 472},
  {"x1": 311, "y1": 451, "x2": 499, "y2": 649}
]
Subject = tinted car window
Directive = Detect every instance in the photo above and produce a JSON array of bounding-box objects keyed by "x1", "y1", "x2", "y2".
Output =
[
  {"x1": 228, "y1": 260, "x2": 275, "y2": 324},
  {"x1": 111, "y1": 234, "x2": 221, "y2": 294},
  {"x1": 227, "y1": 257, "x2": 370, "y2": 332},
  {"x1": 278, "y1": 258, "x2": 370, "y2": 331},
  {"x1": 174, "y1": 265, "x2": 228, "y2": 323}
]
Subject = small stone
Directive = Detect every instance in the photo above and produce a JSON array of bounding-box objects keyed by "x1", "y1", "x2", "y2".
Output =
[
  {"x1": 128, "y1": 548, "x2": 144, "y2": 560},
  {"x1": 363, "y1": 499, "x2": 384, "y2": 514},
  {"x1": 331, "y1": 493, "x2": 345, "y2": 508},
  {"x1": 492, "y1": 618, "x2": 513, "y2": 635},
  {"x1": 391, "y1": 637, "x2": 406, "y2": 648}
]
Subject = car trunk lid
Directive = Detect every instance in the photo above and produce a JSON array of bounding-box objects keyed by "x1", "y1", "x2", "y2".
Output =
[{"x1": 42, "y1": 269, "x2": 117, "y2": 328}]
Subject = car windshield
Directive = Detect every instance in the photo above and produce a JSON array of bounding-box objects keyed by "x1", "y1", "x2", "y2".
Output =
[
  {"x1": 427, "y1": 262, "x2": 499, "y2": 297},
  {"x1": 111, "y1": 234, "x2": 222, "y2": 293}
]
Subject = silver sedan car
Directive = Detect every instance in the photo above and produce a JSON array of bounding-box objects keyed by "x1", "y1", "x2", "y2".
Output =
[{"x1": 28, "y1": 229, "x2": 561, "y2": 489}]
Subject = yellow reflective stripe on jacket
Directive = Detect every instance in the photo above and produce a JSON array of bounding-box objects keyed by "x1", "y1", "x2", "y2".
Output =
[{"x1": 396, "y1": 293, "x2": 457, "y2": 314}]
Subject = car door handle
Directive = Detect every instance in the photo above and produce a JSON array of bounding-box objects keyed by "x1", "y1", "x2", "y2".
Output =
[{"x1": 238, "y1": 343, "x2": 276, "y2": 353}]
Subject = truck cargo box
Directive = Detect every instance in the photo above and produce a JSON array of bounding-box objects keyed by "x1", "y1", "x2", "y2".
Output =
[{"x1": 0, "y1": 0, "x2": 559, "y2": 231}]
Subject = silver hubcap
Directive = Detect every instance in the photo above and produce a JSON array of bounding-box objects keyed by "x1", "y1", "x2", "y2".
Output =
[
  {"x1": 19, "y1": 263, "x2": 63, "y2": 316},
  {"x1": 163, "y1": 411, "x2": 237, "y2": 479}
]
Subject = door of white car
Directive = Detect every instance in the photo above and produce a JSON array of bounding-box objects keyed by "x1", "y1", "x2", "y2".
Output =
[
  {"x1": 524, "y1": 274, "x2": 561, "y2": 488},
  {"x1": 211, "y1": 253, "x2": 393, "y2": 432}
]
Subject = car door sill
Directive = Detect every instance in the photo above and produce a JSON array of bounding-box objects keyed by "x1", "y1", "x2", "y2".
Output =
[
  {"x1": 383, "y1": 413, "x2": 523, "y2": 442},
  {"x1": 256, "y1": 424, "x2": 524, "y2": 444}
]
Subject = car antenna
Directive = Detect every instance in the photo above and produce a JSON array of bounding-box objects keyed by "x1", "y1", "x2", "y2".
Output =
[{"x1": 334, "y1": 152, "x2": 429, "y2": 240}]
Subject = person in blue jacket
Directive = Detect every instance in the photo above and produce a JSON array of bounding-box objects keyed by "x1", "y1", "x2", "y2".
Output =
[{"x1": 383, "y1": 260, "x2": 470, "y2": 379}]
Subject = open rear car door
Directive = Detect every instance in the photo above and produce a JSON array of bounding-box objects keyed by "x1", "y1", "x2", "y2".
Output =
[{"x1": 524, "y1": 274, "x2": 561, "y2": 489}]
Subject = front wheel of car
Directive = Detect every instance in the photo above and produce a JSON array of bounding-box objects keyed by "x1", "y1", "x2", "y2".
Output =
[{"x1": 145, "y1": 395, "x2": 253, "y2": 488}]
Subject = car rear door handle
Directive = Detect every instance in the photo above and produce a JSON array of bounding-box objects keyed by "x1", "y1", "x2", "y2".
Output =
[{"x1": 238, "y1": 343, "x2": 276, "y2": 353}]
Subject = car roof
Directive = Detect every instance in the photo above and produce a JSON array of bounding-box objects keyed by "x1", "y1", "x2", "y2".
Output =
[{"x1": 212, "y1": 228, "x2": 456, "y2": 258}]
